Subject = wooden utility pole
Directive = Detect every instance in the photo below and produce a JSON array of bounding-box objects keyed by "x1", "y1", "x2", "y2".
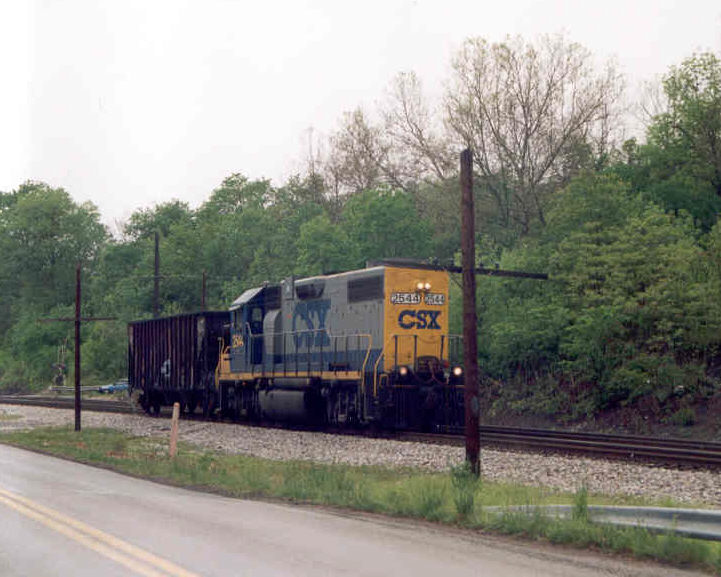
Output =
[
  {"x1": 457, "y1": 150, "x2": 548, "y2": 477},
  {"x1": 74, "y1": 263, "x2": 81, "y2": 430},
  {"x1": 460, "y1": 149, "x2": 480, "y2": 476},
  {"x1": 39, "y1": 263, "x2": 116, "y2": 431},
  {"x1": 153, "y1": 231, "x2": 160, "y2": 318},
  {"x1": 201, "y1": 270, "x2": 207, "y2": 311}
]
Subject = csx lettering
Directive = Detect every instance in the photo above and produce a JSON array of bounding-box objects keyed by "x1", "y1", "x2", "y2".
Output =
[{"x1": 398, "y1": 310, "x2": 441, "y2": 330}]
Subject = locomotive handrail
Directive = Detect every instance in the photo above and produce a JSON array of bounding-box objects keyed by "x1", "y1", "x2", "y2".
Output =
[
  {"x1": 215, "y1": 338, "x2": 229, "y2": 386},
  {"x1": 242, "y1": 328, "x2": 372, "y2": 381},
  {"x1": 357, "y1": 333, "x2": 373, "y2": 417},
  {"x1": 372, "y1": 333, "x2": 463, "y2": 397},
  {"x1": 373, "y1": 333, "x2": 408, "y2": 397}
]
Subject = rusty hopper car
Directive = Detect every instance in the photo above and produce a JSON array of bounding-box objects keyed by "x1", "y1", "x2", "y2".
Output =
[{"x1": 128, "y1": 312, "x2": 227, "y2": 415}]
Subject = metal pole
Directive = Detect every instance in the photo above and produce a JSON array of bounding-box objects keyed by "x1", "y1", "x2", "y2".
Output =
[
  {"x1": 74, "y1": 263, "x2": 81, "y2": 432},
  {"x1": 460, "y1": 148, "x2": 480, "y2": 476},
  {"x1": 201, "y1": 270, "x2": 207, "y2": 311},
  {"x1": 153, "y1": 231, "x2": 160, "y2": 318}
]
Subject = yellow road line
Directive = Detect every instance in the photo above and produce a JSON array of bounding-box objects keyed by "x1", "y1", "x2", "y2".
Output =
[{"x1": 0, "y1": 487, "x2": 201, "y2": 577}]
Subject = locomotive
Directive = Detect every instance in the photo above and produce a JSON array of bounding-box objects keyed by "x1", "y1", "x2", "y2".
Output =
[{"x1": 128, "y1": 260, "x2": 465, "y2": 430}]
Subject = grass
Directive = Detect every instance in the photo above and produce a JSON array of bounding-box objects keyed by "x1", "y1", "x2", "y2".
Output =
[{"x1": 1, "y1": 426, "x2": 720, "y2": 574}]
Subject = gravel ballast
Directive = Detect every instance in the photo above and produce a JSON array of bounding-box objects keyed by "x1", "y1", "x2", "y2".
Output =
[{"x1": 2, "y1": 403, "x2": 720, "y2": 507}]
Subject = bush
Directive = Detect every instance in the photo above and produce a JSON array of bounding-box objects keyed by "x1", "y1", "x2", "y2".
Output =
[
  {"x1": 450, "y1": 461, "x2": 479, "y2": 519},
  {"x1": 572, "y1": 485, "x2": 589, "y2": 523}
]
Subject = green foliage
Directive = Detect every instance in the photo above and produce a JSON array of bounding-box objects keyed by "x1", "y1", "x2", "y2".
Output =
[
  {"x1": 667, "y1": 406, "x2": 697, "y2": 427},
  {"x1": 614, "y1": 53, "x2": 721, "y2": 231},
  {"x1": 450, "y1": 461, "x2": 479, "y2": 519},
  {"x1": 653, "y1": 52, "x2": 721, "y2": 198},
  {"x1": 572, "y1": 485, "x2": 589, "y2": 522},
  {"x1": 123, "y1": 200, "x2": 193, "y2": 241},
  {"x1": 343, "y1": 188, "x2": 434, "y2": 264},
  {"x1": 480, "y1": 172, "x2": 721, "y2": 419},
  {"x1": 197, "y1": 173, "x2": 270, "y2": 217},
  {"x1": 0, "y1": 182, "x2": 107, "y2": 390},
  {"x1": 296, "y1": 213, "x2": 358, "y2": 275}
]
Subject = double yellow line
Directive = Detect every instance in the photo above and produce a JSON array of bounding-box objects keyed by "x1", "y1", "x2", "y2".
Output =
[{"x1": 0, "y1": 487, "x2": 201, "y2": 577}]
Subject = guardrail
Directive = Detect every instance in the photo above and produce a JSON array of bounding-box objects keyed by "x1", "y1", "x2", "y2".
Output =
[
  {"x1": 487, "y1": 505, "x2": 721, "y2": 542},
  {"x1": 49, "y1": 386, "x2": 102, "y2": 393}
]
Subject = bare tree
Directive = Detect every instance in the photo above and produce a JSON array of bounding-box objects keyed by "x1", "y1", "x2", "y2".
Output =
[
  {"x1": 325, "y1": 108, "x2": 396, "y2": 195},
  {"x1": 383, "y1": 72, "x2": 455, "y2": 185},
  {"x1": 445, "y1": 35, "x2": 623, "y2": 233}
]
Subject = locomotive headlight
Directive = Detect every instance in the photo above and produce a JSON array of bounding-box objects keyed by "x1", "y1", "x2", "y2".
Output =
[
  {"x1": 424, "y1": 282, "x2": 431, "y2": 291},
  {"x1": 399, "y1": 366, "x2": 409, "y2": 376},
  {"x1": 452, "y1": 366, "x2": 463, "y2": 377},
  {"x1": 416, "y1": 282, "x2": 425, "y2": 292}
]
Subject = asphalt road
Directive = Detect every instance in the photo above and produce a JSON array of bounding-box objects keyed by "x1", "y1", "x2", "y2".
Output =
[{"x1": 0, "y1": 444, "x2": 707, "y2": 577}]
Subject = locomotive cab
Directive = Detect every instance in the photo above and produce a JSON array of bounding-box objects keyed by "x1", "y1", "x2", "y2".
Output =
[{"x1": 228, "y1": 285, "x2": 281, "y2": 373}]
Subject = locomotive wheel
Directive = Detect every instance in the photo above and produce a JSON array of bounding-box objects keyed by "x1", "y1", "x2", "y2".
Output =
[
  {"x1": 202, "y1": 394, "x2": 216, "y2": 419},
  {"x1": 186, "y1": 399, "x2": 197, "y2": 415},
  {"x1": 138, "y1": 394, "x2": 150, "y2": 414}
]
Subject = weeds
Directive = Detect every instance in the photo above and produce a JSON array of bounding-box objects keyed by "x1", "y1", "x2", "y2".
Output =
[
  {"x1": 450, "y1": 461, "x2": 478, "y2": 519},
  {"x1": 572, "y1": 484, "x2": 589, "y2": 523}
]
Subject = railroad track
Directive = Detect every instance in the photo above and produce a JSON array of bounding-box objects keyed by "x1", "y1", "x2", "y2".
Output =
[
  {"x1": 402, "y1": 427, "x2": 721, "y2": 467},
  {"x1": 0, "y1": 395, "x2": 135, "y2": 414},
  {"x1": 2, "y1": 395, "x2": 721, "y2": 467}
]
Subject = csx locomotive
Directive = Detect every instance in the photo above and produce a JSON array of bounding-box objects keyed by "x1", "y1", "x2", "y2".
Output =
[{"x1": 128, "y1": 260, "x2": 464, "y2": 430}]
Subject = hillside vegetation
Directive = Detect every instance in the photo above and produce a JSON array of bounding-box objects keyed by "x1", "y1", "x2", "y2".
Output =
[{"x1": 1, "y1": 38, "x2": 720, "y2": 433}]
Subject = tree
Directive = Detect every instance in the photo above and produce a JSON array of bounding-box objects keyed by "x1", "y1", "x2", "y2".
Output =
[
  {"x1": 648, "y1": 52, "x2": 721, "y2": 198},
  {"x1": 0, "y1": 181, "x2": 107, "y2": 312},
  {"x1": 444, "y1": 35, "x2": 622, "y2": 234},
  {"x1": 325, "y1": 109, "x2": 391, "y2": 196},
  {"x1": 124, "y1": 200, "x2": 193, "y2": 240},
  {"x1": 0, "y1": 181, "x2": 107, "y2": 390},
  {"x1": 382, "y1": 72, "x2": 456, "y2": 187},
  {"x1": 480, "y1": 173, "x2": 717, "y2": 417},
  {"x1": 325, "y1": 76, "x2": 455, "y2": 199},
  {"x1": 296, "y1": 214, "x2": 358, "y2": 276},
  {"x1": 198, "y1": 174, "x2": 271, "y2": 217},
  {"x1": 343, "y1": 189, "x2": 434, "y2": 263}
]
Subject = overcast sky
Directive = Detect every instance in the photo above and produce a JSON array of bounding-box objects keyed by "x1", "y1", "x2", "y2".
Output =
[{"x1": 1, "y1": 1, "x2": 720, "y2": 229}]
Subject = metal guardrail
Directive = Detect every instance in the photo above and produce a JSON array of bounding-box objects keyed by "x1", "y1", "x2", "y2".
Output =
[
  {"x1": 487, "y1": 505, "x2": 721, "y2": 542},
  {"x1": 49, "y1": 386, "x2": 101, "y2": 393}
]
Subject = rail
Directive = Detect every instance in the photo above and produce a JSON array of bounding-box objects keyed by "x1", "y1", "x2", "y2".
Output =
[{"x1": 400, "y1": 427, "x2": 721, "y2": 467}]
